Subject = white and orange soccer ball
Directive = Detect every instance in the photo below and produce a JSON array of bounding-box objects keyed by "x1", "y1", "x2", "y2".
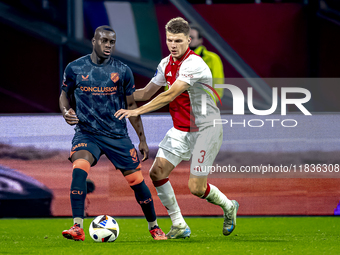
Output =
[{"x1": 89, "y1": 215, "x2": 119, "y2": 242}]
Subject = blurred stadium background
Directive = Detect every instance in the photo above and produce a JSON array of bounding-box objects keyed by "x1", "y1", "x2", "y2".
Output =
[{"x1": 0, "y1": 0, "x2": 339, "y2": 218}]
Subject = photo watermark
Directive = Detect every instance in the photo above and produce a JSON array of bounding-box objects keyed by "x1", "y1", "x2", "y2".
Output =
[{"x1": 189, "y1": 78, "x2": 340, "y2": 178}]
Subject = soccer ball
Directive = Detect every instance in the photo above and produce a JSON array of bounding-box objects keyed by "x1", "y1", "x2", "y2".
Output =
[{"x1": 89, "y1": 215, "x2": 119, "y2": 242}]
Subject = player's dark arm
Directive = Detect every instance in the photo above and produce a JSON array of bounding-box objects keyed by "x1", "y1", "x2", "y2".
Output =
[
  {"x1": 133, "y1": 82, "x2": 161, "y2": 101},
  {"x1": 126, "y1": 94, "x2": 149, "y2": 161},
  {"x1": 59, "y1": 90, "x2": 79, "y2": 125}
]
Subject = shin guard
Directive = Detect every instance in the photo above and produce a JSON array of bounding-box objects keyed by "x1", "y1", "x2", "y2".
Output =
[
  {"x1": 126, "y1": 171, "x2": 156, "y2": 222},
  {"x1": 70, "y1": 159, "x2": 90, "y2": 218}
]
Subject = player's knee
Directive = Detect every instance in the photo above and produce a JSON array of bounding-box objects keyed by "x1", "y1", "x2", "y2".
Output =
[
  {"x1": 149, "y1": 165, "x2": 165, "y2": 181},
  {"x1": 72, "y1": 159, "x2": 91, "y2": 174},
  {"x1": 188, "y1": 179, "x2": 206, "y2": 197},
  {"x1": 71, "y1": 150, "x2": 94, "y2": 166},
  {"x1": 125, "y1": 171, "x2": 144, "y2": 186}
]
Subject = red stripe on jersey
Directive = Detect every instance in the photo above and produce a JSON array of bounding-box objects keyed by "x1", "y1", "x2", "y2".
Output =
[{"x1": 165, "y1": 48, "x2": 199, "y2": 132}]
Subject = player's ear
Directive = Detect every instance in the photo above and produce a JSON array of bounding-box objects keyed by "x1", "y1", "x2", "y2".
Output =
[{"x1": 92, "y1": 37, "x2": 95, "y2": 45}]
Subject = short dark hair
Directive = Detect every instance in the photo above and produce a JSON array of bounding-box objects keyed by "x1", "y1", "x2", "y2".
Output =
[
  {"x1": 190, "y1": 25, "x2": 202, "y2": 39},
  {"x1": 94, "y1": 25, "x2": 115, "y2": 35},
  {"x1": 165, "y1": 17, "x2": 190, "y2": 36}
]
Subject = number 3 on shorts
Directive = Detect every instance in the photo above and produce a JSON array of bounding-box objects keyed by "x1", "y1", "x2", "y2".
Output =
[{"x1": 198, "y1": 150, "x2": 206, "y2": 163}]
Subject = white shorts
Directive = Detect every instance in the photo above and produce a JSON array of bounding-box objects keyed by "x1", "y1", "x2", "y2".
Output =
[{"x1": 156, "y1": 125, "x2": 223, "y2": 177}]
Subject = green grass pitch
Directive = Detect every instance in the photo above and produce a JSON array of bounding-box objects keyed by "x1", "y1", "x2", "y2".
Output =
[{"x1": 0, "y1": 216, "x2": 339, "y2": 254}]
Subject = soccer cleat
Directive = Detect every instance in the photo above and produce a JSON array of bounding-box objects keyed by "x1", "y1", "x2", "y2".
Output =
[
  {"x1": 166, "y1": 223, "x2": 191, "y2": 239},
  {"x1": 149, "y1": 226, "x2": 167, "y2": 240},
  {"x1": 223, "y1": 200, "x2": 239, "y2": 236},
  {"x1": 62, "y1": 224, "x2": 85, "y2": 241}
]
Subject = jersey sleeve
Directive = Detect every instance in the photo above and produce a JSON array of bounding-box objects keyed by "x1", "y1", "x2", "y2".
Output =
[
  {"x1": 124, "y1": 66, "x2": 135, "y2": 96},
  {"x1": 61, "y1": 63, "x2": 76, "y2": 95},
  {"x1": 150, "y1": 64, "x2": 166, "y2": 86},
  {"x1": 177, "y1": 57, "x2": 209, "y2": 86}
]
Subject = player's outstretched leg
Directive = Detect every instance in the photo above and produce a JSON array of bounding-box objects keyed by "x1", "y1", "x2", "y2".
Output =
[
  {"x1": 62, "y1": 159, "x2": 90, "y2": 241},
  {"x1": 202, "y1": 183, "x2": 239, "y2": 236},
  {"x1": 126, "y1": 171, "x2": 167, "y2": 240},
  {"x1": 153, "y1": 178, "x2": 191, "y2": 239}
]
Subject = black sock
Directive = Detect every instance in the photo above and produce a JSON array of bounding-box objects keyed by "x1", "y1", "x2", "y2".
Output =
[
  {"x1": 130, "y1": 180, "x2": 156, "y2": 222},
  {"x1": 70, "y1": 168, "x2": 88, "y2": 218}
]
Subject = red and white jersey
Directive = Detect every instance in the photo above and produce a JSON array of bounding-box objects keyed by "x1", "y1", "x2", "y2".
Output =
[{"x1": 151, "y1": 48, "x2": 220, "y2": 132}]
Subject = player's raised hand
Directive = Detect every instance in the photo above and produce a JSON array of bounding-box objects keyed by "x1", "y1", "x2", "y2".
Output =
[
  {"x1": 63, "y1": 108, "x2": 79, "y2": 125},
  {"x1": 139, "y1": 141, "x2": 149, "y2": 162},
  {"x1": 114, "y1": 109, "x2": 139, "y2": 120}
]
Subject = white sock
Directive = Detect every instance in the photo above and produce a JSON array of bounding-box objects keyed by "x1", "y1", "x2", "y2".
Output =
[
  {"x1": 155, "y1": 180, "x2": 186, "y2": 226},
  {"x1": 148, "y1": 220, "x2": 158, "y2": 230},
  {"x1": 74, "y1": 217, "x2": 84, "y2": 228},
  {"x1": 204, "y1": 184, "x2": 233, "y2": 213}
]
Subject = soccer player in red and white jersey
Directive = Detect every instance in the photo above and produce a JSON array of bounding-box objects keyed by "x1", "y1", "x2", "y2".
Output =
[{"x1": 115, "y1": 17, "x2": 239, "y2": 239}]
